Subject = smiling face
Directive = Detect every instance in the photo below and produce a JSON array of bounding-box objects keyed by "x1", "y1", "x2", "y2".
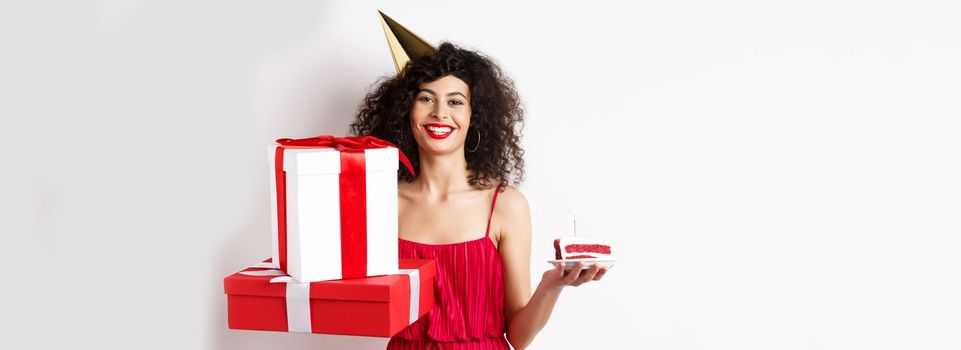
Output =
[{"x1": 409, "y1": 75, "x2": 472, "y2": 156}]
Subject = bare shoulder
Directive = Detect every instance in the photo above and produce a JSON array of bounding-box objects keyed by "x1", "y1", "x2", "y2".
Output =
[
  {"x1": 493, "y1": 185, "x2": 531, "y2": 242},
  {"x1": 495, "y1": 185, "x2": 530, "y2": 215}
]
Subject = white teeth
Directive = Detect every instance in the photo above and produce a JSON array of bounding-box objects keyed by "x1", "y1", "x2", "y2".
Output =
[{"x1": 426, "y1": 126, "x2": 453, "y2": 134}]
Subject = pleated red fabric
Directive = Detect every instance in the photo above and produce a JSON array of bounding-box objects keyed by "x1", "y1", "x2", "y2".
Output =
[{"x1": 387, "y1": 183, "x2": 510, "y2": 350}]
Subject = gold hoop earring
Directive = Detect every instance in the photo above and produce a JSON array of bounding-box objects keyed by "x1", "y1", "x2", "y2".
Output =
[{"x1": 468, "y1": 128, "x2": 480, "y2": 153}]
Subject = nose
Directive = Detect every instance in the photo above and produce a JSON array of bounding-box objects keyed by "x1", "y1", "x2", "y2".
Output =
[{"x1": 431, "y1": 103, "x2": 450, "y2": 120}]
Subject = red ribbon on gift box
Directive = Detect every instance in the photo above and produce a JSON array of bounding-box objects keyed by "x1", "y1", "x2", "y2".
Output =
[{"x1": 273, "y1": 135, "x2": 415, "y2": 278}]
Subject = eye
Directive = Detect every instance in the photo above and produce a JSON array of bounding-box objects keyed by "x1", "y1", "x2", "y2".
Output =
[
  {"x1": 417, "y1": 96, "x2": 433, "y2": 103},
  {"x1": 449, "y1": 100, "x2": 464, "y2": 105}
]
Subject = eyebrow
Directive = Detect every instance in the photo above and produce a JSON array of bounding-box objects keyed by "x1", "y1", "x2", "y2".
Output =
[{"x1": 418, "y1": 88, "x2": 468, "y2": 99}]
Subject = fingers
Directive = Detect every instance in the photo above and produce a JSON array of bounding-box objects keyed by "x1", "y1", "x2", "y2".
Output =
[
  {"x1": 549, "y1": 263, "x2": 610, "y2": 289},
  {"x1": 592, "y1": 266, "x2": 609, "y2": 281},
  {"x1": 549, "y1": 262, "x2": 564, "y2": 277},
  {"x1": 563, "y1": 262, "x2": 584, "y2": 284},
  {"x1": 571, "y1": 263, "x2": 601, "y2": 286},
  {"x1": 544, "y1": 262, "x2": 565, "y2": 282}
]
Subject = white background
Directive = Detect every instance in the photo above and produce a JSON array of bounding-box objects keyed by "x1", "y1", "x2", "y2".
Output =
[{"x1": 1, "y1": 0, "x2": 959, "y2": 349}]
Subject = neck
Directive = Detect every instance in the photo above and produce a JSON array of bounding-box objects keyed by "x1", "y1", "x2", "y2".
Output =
[{"x1": 413, "y1": 147, "x2": 471, "y2": 199}]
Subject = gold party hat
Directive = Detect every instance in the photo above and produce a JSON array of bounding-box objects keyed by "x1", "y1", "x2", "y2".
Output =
[{"x1": 378, "y1": 10, "x2": 437, "y2": 73}]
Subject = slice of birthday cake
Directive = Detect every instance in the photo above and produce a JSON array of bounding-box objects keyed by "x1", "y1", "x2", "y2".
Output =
[{"x1": 553, "y1": 237, "x2": 613, "y2": 260}]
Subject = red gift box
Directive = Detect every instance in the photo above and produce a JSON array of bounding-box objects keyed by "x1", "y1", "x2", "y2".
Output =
[{"x1": 224, "y1": 258, "x2": 435, "y2": 337}]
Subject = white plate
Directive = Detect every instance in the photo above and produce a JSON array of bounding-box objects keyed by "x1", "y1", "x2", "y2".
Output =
[{"x1": 547, "y1": 258, "x2": 617, "y2": 270}]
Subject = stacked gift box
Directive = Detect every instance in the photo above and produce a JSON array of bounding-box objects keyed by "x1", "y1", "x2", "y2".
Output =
[{"x1": 223, "y1": 135, "x2": 434, "y2": 337}]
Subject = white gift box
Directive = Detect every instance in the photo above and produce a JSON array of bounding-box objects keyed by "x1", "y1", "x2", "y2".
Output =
[{"x1": 268, "y1": 145, "x2": 399, "y2": 282}]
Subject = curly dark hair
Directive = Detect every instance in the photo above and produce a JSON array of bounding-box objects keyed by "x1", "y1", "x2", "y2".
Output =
[{"x1": 350, "y1": 42, "x2": 525, "y2": 190}]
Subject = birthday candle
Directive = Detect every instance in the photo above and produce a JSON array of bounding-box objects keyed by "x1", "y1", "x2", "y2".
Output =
[{"x1": 573, "y1": 209, "x2": 577, "y2": 237}]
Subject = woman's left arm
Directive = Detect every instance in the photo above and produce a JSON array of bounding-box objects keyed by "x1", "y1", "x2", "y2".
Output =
[{"x1": 497, "y1": 188, "x2": 608, "y2": 350}]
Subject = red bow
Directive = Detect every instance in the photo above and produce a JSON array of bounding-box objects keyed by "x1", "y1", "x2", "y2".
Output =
[{"x1": 276, "y1": 135, "x2": 415, "y2": 176}]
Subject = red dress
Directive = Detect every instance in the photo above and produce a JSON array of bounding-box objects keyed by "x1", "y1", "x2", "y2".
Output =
[{"x1": 387, "y1": 183, "x2": 511, "y2": 350}]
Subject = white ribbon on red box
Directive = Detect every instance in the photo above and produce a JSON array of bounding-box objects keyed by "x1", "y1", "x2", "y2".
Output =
[{"x1": 240, "y1": 266, "x2": 421, "y2": 333}]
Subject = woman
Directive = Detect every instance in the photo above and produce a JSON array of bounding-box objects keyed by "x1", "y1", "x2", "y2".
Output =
[{"x1": 351, "y1": 42, "x2": 608, "y2": 350}]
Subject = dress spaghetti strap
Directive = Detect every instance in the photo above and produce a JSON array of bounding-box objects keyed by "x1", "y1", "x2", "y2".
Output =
[{"x1": 484, "y1": 182, "x2": 506, "y2": 238}]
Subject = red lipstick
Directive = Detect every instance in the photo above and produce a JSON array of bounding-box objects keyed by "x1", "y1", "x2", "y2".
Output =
[{"x1": 423, "y1": 124, "x2": 455, "y2": 140}]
